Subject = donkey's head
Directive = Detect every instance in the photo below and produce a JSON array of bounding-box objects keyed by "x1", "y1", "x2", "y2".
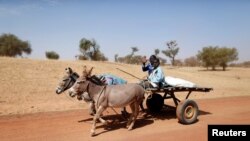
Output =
[
  {"x1": 68, "y1": 66, "x2": 93, "y2": 98},
  {"x1": 55, "y1": 67, "x2": 79, "y2": 94}
]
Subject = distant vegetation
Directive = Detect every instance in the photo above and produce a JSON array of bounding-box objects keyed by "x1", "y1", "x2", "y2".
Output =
[
  {"x1": 115, "y1": 47, "x2": 142, "y2": 64},
  {"x1": 0, "y1": 33, "x2": 32, "y2": 57},
  {"x1": 45, "y1": 51, "x2": 60, "y2": 60},
  {"x1": 197, "y1": 46, "x2": 238, "y2": 71},
  {"x1": 1, "y1": 33, "x2": 246, "y2": 69},
  {"x1": 230, "y1": 61, "x2": 250, "y2": 68},
  {"x1": 113, "y1": 41, "x2": 241, "y2": 70},
  {"x1": 77, "y1": 38, "x2": 108, "y2": 61},
  {"x1": 184, "y1": 56, "x2": 200, "y2": 67}
]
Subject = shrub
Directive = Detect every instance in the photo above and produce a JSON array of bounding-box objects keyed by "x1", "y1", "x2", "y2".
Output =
[{"x1": 45, "y1": 51, "x2": 59, "y2": 60}]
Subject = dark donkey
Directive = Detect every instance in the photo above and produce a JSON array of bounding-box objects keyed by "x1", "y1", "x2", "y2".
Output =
[
  {"x1": 69, "y1": 66, "x2": 145, "y2": 136},
  {"x1": 55, "y1": 67, "x2": 79, "y2": 94}
]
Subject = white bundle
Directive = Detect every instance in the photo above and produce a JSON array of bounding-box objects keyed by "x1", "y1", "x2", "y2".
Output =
[{"x1": 165, "y1": 76, "x2": 196, "y2": 88}]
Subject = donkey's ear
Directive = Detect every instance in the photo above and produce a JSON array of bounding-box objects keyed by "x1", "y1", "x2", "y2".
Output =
[
  {"x1": 82, "y1": 65, "x2": 88, "y2": 76},
  {"x1": 82, "y1": 65, "x2": 87, "y2": 72},
  {"x1": 88, "y1": 67, "x2": 94, "y2": 76},
  {"x1": 65, "y1": 67, "x2": 73, "y2": 74}
]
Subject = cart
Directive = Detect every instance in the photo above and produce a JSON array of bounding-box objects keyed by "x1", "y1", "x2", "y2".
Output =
[{"x1": 145, "y1": 86, "x2": 213, "y2": 124}]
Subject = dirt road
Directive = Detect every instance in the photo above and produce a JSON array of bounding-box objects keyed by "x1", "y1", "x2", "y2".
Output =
[{"x1": 1, "y1": 96, "x2": 250, "y2": 141}]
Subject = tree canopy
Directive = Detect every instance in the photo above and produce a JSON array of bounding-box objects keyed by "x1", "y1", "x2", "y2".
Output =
[
  {"x1": 197, "y1": 46, "x2": 238, "y2": 71},
  {"x1": 162, "y1": 40, "x2": 179, "y2": 66},
  {"x1": 79, "y1": 38, "x2": 108, "y2": 61},
  {"x1": 0, "y1": 33, "x2": 32, "y2": 57}
]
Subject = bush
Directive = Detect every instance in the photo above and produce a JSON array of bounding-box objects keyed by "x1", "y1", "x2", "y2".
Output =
[
  {"x1": 184, "y1": 56, "x2": 200, "y2": 67},
  {"x1": 45, "y1": 51, "x2": 59, "y2": 60}
]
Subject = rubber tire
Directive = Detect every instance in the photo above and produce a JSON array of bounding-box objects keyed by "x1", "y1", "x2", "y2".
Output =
[
  {"x1": 176, "y1": 99, "x2": 199, "y2": 124},
  {"x1": 146, "y1": 93, "x2": 164, "y2": 113}
]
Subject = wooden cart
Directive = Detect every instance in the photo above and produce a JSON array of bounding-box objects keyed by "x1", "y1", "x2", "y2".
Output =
[{"x1": 145, "y1": 86, "x2": 213, "y2": 124}]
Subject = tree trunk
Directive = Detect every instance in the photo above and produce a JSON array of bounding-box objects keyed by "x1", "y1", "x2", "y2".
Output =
[
  {"x1": 172, "y1": 57, "x2": 175, "y2": 66},
  {"x1": 212, "y1": 66, "x2": 216, "y2": 71},
  {"x1": 223, "y1": 66, "x2": 226, "y2": 71}
]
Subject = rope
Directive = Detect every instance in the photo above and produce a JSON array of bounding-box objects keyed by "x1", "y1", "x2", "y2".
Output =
[
  {"x1": 116, "y1": 68, "x2": 143, "y2": 80},
  {"x1": 96, "y1": 85, "x2": 107, "y2": 108}
]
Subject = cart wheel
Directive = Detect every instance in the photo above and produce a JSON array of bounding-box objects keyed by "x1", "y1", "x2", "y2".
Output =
[
  {"x1": 176, "y1": 99, "x2": 199, "y2": 124},
  {"x1": 146, "y1": 93, "x2": 164, "y2": 113}
]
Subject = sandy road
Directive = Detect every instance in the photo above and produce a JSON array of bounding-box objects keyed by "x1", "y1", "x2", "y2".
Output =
[{"x1": 1, "y1": 96, "x2": 250, "y2": 141}]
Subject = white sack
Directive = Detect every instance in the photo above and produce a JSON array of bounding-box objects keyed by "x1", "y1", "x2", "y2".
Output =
[{"x1": 165, "y1": 76, "x2": 196, "y2": 88}]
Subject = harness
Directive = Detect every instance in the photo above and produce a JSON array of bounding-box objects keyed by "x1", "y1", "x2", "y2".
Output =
[
  {"x1": 81, "y1": 80, "x2": 107, "y2": 108},
  {"x1": 96, "y1": 85, "x2": 107, "y2": 108},
  {"x1": 62, "y1": 72, "x2": 79, "y2": 91}
]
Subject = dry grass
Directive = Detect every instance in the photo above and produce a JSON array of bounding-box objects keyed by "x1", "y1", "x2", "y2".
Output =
[{"x1": 0, "y1": 57, "x2": 250, "y2": 116}]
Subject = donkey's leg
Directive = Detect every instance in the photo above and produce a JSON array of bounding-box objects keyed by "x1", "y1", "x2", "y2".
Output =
[
  {"x1": 98, "y1": 117, "x2": 108, "y2": 125},
  {"x1": 88, "y1": 101, "x2": 96, "y2": 116},
  {"x1": 90, "y1": 106, "x2": 106, "y2": 136},
  {"x1": 140, "y1": 101, "x2": 145, "y2": 112},
  {"x1": 121, "y1": 107, "x2": 129, "y2": 118},
  {"x1": 127, "y1": 103, "x2": 135, "y2": 128},
  {"x1": 128, "y1": 102, "x2": 139, "y2": 130}
]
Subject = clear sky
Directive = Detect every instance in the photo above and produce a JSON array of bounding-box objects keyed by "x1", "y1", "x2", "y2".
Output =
[{"x1": 0, "y1": 0, "x2": 249, "y2": 62}]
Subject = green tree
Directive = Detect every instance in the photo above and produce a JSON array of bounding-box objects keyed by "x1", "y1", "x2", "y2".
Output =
[
  {"x1": 197, "y1": 46, "x2": 238, "y2": 71},
  {"x1": 0, "y1": 33, "x2": 32, "y2": 57},
  {"x1": 79, "y1": 38, "x2": 108, "y2": 61},
  {"x1": 45, "y1": 51, "x2": 59, "y2": 60},
  {"x1": 197, "y1": 46, "x2": 218, "y2": 70},
  {"x1": 217, "y1": 47, "x2": 238, "y2": 71},
  {"x1": 79, "y1": 38, "x2": 92, "y2": 58},
  {"x1": 162, "y1": 40, "x2": 179, "y2": 66}
]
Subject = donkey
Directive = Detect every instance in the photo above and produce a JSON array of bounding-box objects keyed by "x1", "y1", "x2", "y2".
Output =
[
  {"x1": 69, "y1": 66, "x2": 145, "y2": 136},
  {"x1": 55, "y1": 67, "x2": 131, "y2": 116},
  {"x1": 55, "y1": 67, "x2": 79, "y2": 94}
]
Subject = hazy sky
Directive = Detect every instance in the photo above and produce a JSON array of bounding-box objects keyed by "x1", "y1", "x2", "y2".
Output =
[{"x1": 0, "y1": 0, "x2": 250, "y2": 62}]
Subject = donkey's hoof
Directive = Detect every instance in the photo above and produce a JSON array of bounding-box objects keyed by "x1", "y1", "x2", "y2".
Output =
[
  {"x1": 126, "y1": 122, "x2": 132, "y2": 127},
  {"x1": 127, "y1": 124, "x2": 134, "y2": 131},
  {"x1": 128, "y1": 127, "x2": 133, "y2": 131},
  {"x1": 103, "y1": 121, "x2": 108, "y2": 125},
  {"x1": 90, "y1": 130, "x2": 96, "y2": 137},
  {"x1": 90, "y1": 132, "x2": 95, "y2": 137}
]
